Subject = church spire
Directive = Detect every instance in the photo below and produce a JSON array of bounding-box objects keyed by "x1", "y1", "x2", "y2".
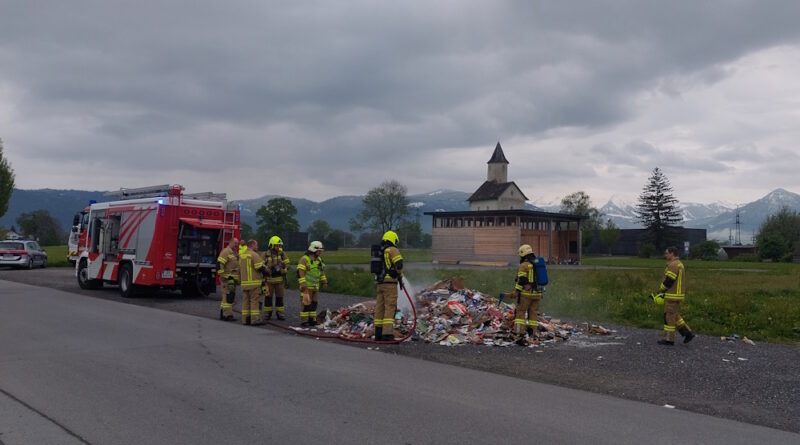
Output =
[{"x1": 487, "y1": 142, "x2": 508, "y2": 183}]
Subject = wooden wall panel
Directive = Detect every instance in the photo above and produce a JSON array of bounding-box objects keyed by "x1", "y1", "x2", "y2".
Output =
[
  {"x1": 474, "y1": 227, "x2": 518, "y2": 256},
  {"x1": 432, "y1": 228, "x2": 475, "y2": 261}
]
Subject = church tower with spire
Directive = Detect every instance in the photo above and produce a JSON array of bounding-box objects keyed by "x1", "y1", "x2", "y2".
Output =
[
  {"x1": 487, "y1": 142, "x2": 509, "y2": 183},
  {"x1": 467, "y1": 142, "x2": 527, "y2": 211}
]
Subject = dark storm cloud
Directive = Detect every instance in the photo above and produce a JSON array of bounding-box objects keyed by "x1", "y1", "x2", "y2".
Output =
[{"x1": 2, "y1": 1, "x2": 800, "y2": 198}]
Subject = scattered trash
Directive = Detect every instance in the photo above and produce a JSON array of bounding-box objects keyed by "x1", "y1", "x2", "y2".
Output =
[
  {"x1": 722, "y1": 359, "x2": 731, "y2": 362},
  {"x1": 309, "y1": 278, "x2": 605, "y2": 347},
  {"x1": 737, "y1": 357, "x2": 748, "y2": 361},
  {"x1": 663, "y1": 404, "x2": 675, "y2": 409},
  {"x1": 743, "y1": 337, "x2": 756, "y2": 346}
]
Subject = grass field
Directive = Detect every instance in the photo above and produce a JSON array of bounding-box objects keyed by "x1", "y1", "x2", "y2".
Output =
[{"x1": 43, "y1": 245, "x2": 71, "y2": 268}]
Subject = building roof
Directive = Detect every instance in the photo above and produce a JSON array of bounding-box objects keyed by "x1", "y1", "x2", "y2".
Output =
[
  {"x1": 424, "y1": 208, "x2": 583, "y2": 222},
  {"x1": 487, "y1": 142, "x2": 509, "y2": 164},
  {"x1": 467, "y1": 180, "x2": 529, "y2": 202}
]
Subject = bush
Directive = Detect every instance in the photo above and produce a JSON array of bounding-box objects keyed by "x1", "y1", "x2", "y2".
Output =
[{"x1": 734, "y1": 253, "x2": 760, "y2": 262}]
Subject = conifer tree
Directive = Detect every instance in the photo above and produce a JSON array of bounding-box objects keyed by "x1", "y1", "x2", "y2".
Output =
[{"x1": 635, "y1": 167, "x2": 682, "y2": 250}]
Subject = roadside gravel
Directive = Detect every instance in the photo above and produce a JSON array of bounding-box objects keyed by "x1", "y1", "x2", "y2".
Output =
[{"x1": 2, "y1": 266, "x2": 798, "y2": 433}]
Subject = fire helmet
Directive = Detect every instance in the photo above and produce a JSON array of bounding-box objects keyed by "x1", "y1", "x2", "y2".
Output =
[
  {"x1": 518, "y1": 244, "x2": 533, "y2": 257},
  {"x1": 268, "y1": 236, "x2": 283, "y2": 249},
  {"x1": 382, "y1": 230, "x2": 399, "y2": 246},
  {"x1": 308, "y1": 240, "x2": 324, "y2": 253}
]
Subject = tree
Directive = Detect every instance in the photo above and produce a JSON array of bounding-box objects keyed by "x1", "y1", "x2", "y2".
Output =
[
  {"x1": 239, "y1": 221, "x2": 255, "y2": 242},
  {"x1": 690, "y1": 240, "x2": 721, "y2": 260},
  {"x1": 598, "y1": 219, "x2": 621, "y2": 255},
  {"x1": 255, "y1": 197, "x2": 299, "y2": 246},
  {"x1": 0, "y1": 138, "x2": 15, "y2": 219},
  {"x1": 350, "y1": 180, "x2": 409, "y2": 234},
  {"x1": 16, "y1": 209, "x2": 66, "y2": 245},
  {"x1": 307, "y1": 219, "x2": 333, "y2": 244},
  {"x1": 397, "y1": 219, "x2": 425, "y2": 248},
  {"x1": 328, "y1": 229, "x2": 355, "y2": 249},
  {"x1": 560, "y1": 191, "x2": 602, "y2": 247},
  {"x1": 634, "y1": 167, "x2": 682, "y2": 250},
  {"x1": 756, "y1": 207, "x2": 800, "y2": 262}
]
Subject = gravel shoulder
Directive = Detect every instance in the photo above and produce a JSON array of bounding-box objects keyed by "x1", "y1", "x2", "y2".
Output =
[{"x1": 2, "y1": 266, "x2": 798, "y2": 434}]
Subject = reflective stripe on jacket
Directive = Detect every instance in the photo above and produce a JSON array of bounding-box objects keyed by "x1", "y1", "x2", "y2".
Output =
[
  {"x1": 515, "y1": 260, "x2": 542, "y2": 298},
  {"x1": 297, "y1": 254, "x2": 326, "y2": 290},
  {"x1": 239, "y1": 248, "x2": 264, "y2": 289}
]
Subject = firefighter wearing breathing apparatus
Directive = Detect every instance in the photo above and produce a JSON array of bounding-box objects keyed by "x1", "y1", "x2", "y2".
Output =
[
  {"x1": 514, "y1": 244, "x2": 542, "y2": 341},
  {"x1": 217, "y1": 237, "x2": 240, "y2": 321},
  {"x1": 239, "y1": 239, "x2": 267, "y2": 326},
  {"x1": 297, "y1": 241, "x2": 327, "y2": 327},
  {"x1": 374, "y1": 230, "x2": 404, "y2": 341},
  {"x1": 264, "y1": 236, "x2": 290, "y2": 320},
  {"x1": 652, "y1": 246, "x2": 695, "y2": 345}
]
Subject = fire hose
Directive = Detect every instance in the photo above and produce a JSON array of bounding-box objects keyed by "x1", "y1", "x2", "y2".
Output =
[{"x1": 265, "y1": 279, "x2": 418, "y2": 345}]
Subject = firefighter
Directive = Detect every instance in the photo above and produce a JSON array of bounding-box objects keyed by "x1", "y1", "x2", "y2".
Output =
[
  {"x1": 217, "y1": 237, "x2": 240, "y2": 322},
  {"x1": 297, "y1": 241, "x2": 327, "y2": 327},
  {"x1": 655, "y1": 246, "x2": 695, "y2": 345},
  {"x1": 264, "y1": 236, "x2": 290, "y2": 320},
  {"x1": 238, "y1": 239, "x2": 247, "y2": 257},
  {"x1": 374, "y1": 230, "x2": 404, "y2": 341},
  {"x1": 514, "y1": 244, "x2": 542, "y2": 343},
  {"x1": 239, "y1": 239, "x2": 267, "y2": 326}
]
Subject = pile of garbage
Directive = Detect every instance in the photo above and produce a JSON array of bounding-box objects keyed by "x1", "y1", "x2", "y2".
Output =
[{"x1": 315, "y1": 277, "x2": 612, "y2": 347}]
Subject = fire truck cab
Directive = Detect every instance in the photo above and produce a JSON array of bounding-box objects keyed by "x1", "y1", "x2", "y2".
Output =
[{"x1": 75, "y1": 184, "x2": 240, "y2": 298}]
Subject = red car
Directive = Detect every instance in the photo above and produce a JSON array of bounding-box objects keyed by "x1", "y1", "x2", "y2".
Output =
[{"x1": 0, "y1": 240, "x2": 48, "y2": 269}]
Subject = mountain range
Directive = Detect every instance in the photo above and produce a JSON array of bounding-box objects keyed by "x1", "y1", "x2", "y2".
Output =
[{"x1": 3, "y1": 187, "x2": 799, "y2": 243}]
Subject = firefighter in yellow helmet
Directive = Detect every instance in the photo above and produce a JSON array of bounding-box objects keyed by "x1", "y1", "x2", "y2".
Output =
[
  {"x1": 297, "y1": 240, "x2": 327, "y2": 327},
  {"x1": 655, "y1": 246, "x2": 695, "y2": 345},
  {"x1": 217, "y1": 237, "x2": 240, "y2": 321},
  {"x1": 239, "y1": 239, "x2": 267, "y2": 326},
  {"x1": 238, "y1": 239, "x2": 247, "y2": 257},
  {"x1": 264, "y1": 236, "x2": 290, "y2": 320},
  {"x1": 514, "y1": 244, "x2": 542, "y2": 343},
  {"x1": 375, "y1": 230, "x2": 404, "y2": 341}
]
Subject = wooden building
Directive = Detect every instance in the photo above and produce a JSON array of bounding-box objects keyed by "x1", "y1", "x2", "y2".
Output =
[
  {"x1": 426, "y1": 210, "x2": 583, "y2": 265},
  {"x1": 427, "y1": 143, "x2": 582, "y2": 265}
]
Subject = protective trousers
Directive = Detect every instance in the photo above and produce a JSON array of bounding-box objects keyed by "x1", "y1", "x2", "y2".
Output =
[
  {"x1": 515, "y1": 295, "x2": 541, "y2": 335},
  {"x1": 663, "y1": 300, "x2": 689, "y2": 342},
  {"x1": 242, "y1": 287, "x2": 263, "y2": 325},
  {"x1": 300, "y1": 290, "x2": 320, "y2": 324},
  {"x1": 375, "y1": 283, "x2": 398, "y2": 337},
  {"x1": 264, "y1": 283, "x2": 285, "y2": 317},
  {"x1": 220, "y1": 281, "x2": 236, "y2": 318}
]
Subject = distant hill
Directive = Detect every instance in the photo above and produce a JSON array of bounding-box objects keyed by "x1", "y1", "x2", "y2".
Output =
[
  {"x1": 1, "y1": 189, "x2": 106, "y2": 233},
  {"x1": 4, "y1": 187, "x2": 799, "y2": 241}
]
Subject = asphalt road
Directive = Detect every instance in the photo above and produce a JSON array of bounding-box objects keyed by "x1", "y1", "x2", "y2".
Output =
[{"x1": 1, "y1": 280, "x2": 798, "y2": 445}]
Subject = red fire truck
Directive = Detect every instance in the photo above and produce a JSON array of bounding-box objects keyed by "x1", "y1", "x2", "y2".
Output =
[{"x1": 75, "y1": 184, "x2": 240, "y2": 298}]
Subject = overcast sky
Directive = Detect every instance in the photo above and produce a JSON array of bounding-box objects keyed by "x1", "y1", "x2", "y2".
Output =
[{"x1": 2, "y1": 1, "x2": 799, "y2": 207}]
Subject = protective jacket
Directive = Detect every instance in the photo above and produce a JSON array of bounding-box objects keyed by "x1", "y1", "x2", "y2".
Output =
[
  {"x1": 515, "y1": 258, "x2": 543, "y2": 298},
  {"x1": 265, "y1": 249, "x2": 290, "y2": 284},
  {"x1": 661, "y1": 259, "x2": 685, "y2": 301},
  {"x1": 380, "y1": 245, "x2": 404, "y2": 284},
  {"x1": 297, "y1": 254, "x2": 327, "y2": 291},
  {"x1": 239, "y1": 247, "x2": 265, "y2": 290},
  {"x1": 217, "y1": 246, "x2": 239, "y2": 280}
]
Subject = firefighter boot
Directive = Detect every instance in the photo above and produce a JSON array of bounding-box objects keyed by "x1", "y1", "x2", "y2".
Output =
[
  {"x1": 276, "y1": 312, "x2": 285, "y2": 321},
  {"x1": 264, "y1": 311, "x2": 272, "y2": 320},
  {"x1": 374, "y1": 326, "x2": 383, "y2": 341},
  {"x1": 679, "y1": 326, "x2": 695, "y2": 344},
  {"x1": 657, "y1": 339, "x2": 674, "y2": 346},
  {"x1": 382, "y1": 334, "x2": 395, "y2": 342}
]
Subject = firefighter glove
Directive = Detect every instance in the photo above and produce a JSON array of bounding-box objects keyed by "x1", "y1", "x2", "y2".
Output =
[
  {"x1": 650, "y1": 292, "x2": 665, "y2": 306},
  {"x1": 398, "y1": 278, "x2": 405, "y2": 290}
]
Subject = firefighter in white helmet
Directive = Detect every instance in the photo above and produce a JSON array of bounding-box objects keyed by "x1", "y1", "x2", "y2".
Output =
[
  {"x1": 239, "y1": 239, "x2": 267, "y2": 326},
  {"x1": 296, "y1": 240, "x2": 327, "y2": 327},
  {"x1": 514, "y1": 244, "x2": 542, "y2": 343},
  {"x1": 264, "y1": 236, "x2": 290, "y2": 320},
  {"x1": 374, "y1": 230, "x2": 403, "y2": 341},
  {"x1": 217, "y1": 237, "x2": 240, "y2": 321}
]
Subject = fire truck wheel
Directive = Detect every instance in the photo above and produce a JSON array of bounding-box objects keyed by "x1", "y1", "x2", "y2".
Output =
[
  {"x1": 77, "y1": 260, "x2": 102, "y2": 290},
  {"x1": 119, "y1": 264, "x2": 136, "y2": 298}
]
